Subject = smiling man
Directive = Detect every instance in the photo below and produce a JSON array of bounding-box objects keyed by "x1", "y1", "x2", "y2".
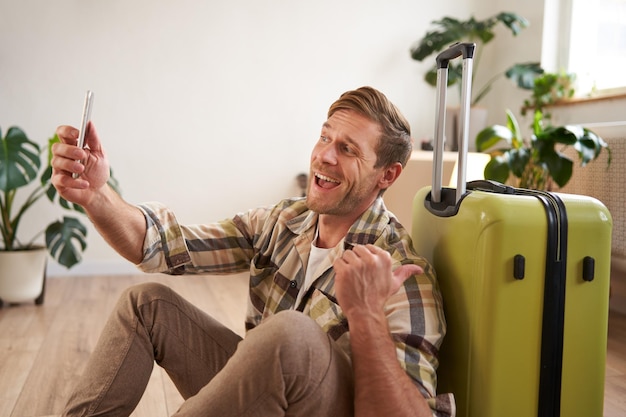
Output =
[{"x1": 51, "y1": 86, "x2": 454, "y2": 417}]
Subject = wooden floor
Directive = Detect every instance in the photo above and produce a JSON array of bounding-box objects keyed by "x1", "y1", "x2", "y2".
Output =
[
  {"x1": 0, "y1": 274, "x2": 248, "y2": 417},
  {"x1": 0, "y1": 274, "x2": 625, "y2": 417}
]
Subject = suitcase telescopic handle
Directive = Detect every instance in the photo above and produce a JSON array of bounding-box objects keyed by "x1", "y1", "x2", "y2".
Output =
[
  {"x1": 431, "y1": 42, "x2": 476, "y2": 205},
  {"x1": 436, "y1": 42, "x2": 475, "y2": 69}
]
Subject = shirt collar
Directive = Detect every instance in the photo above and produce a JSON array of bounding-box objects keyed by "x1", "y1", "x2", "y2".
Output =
[{"x1": 286, "y1": 196, "x2": 392, "y2": 247}]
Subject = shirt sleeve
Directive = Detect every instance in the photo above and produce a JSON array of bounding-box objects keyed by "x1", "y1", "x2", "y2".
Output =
[
  {"x1": 135, "y1": 202, "x2": 192, "y2": 273},
  {"x1": 383, "y1": 230, "x2": 455, "y2": 416},
  {"x1": 385, "y1": 264, "x2": 455, "y2": 416},
  {"x1": 134, "y1": 201, "x2": 258, "y2": 275}
]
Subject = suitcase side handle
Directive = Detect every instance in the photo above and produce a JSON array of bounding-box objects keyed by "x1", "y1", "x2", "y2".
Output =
[{"x1": 431, "y1": 42, "x2": 476, "y2": 206}]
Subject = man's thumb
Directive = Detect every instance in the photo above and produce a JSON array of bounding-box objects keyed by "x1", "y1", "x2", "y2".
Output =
[{"x1": 392, "y1": 264, "x2": 424, "y2": 288}]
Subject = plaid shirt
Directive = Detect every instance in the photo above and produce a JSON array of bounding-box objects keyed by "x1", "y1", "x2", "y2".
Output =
[{"x1": 137, "y1": 197, "x2": 455, "y2": 416}]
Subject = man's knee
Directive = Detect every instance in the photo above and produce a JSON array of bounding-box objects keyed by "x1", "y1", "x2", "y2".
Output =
[
  {"x1": 121, "y1": 281, "x2": 170, "y2": 301},
  {"x1": 116, "y1": 281, "x2": 172, "y2": 310},
  {"x1": 258, "y1": 310, "x2": 326, "y2": 347},
  {"x1": 111, "y1": 282, "x2": 175, "y2": 326},
  {"x1": 243, "y1": 311, "x2": 333, "y2": 376},
  {"x1": 235, "y1": 310, "x2": 353, "y2": 412}
]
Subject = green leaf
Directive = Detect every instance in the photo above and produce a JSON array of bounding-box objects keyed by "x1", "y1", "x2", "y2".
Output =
[
  {"x1": 495, "y1": 12, "x2": 529, "y2": 36},
  {"x1": 532, "y1": 110, "x2": 545, "y2": 136},
  {"x1": 543, "y1": 150, "x2": 573, "y2": 187},
  {"x1": 476, "y1": 125, "x2": 513, "y2": 151},
  {"x1": 473, "y1": 25, "x2": 495, "y2": 43},
  {"x1": 45, "y1": 216, "x2": 88, "y2": 269},
  {"x1": 508, "y1": 148, "x2": 531, "y2": 177},
  {"x1": 538, "y1": 125, "x2": 579, "y2": 146},
  {"x1": 505, "y1": 62, "x2": 544, "y2": 89},
  {"x1": 424, "y1": 69, "x2": 438, "y2": 87},
  {"x1": 483, "y1": 155, "x2": 511, "y2": 183},
  {"x1": 0, "y1": 126, "x2": 42, "y2": 192},
  {"x1": 504, "y1": 109, "x2": 523, "y2": 149},
  {"x1": 574, "y1": 128, "x2": 610, "y2": 166},
  {"x1": 47, "y1": 133, "x2": 60, "y2": 166},
  {"x1": 410, "y1": 26, "x2": 465, "y2": 61},
  {"x1": 574, "y1": 139, "x2": 598, "y2": 166}
]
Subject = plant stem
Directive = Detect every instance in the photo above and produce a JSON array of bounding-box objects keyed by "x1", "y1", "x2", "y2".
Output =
[
  {"x1": 0, "y1": 185, "x2": 46, "y2": 250},
  {"x1": 519, "y1": 161, "x2": 550, "y2": 191},
  {"x1": 0, "y1": 190, "x2": 16, "y2": 249},
  {"x1": 472, "y1": 71, "x2": 504, "y2": 106}
]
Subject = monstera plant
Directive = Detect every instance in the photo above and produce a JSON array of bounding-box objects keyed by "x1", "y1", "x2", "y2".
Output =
[
  {"x1": 476, "y1": 110, "x2": 611, "y2": 191},
  {"x1": 0, "y1": 125, "x2": 119, "y2": 267},
  {"x1": 410, "y1": 12, "x2": 543, "y2": 105}
]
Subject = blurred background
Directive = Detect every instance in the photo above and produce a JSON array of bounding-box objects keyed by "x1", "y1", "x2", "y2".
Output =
[{"x1": 0, "y1": 0, "x2": 593, "y2": 275}]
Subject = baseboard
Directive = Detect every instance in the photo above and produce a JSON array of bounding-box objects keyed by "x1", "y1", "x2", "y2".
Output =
[{"x1": 46, "y1": 259, "x2": 139, "y2": 277}]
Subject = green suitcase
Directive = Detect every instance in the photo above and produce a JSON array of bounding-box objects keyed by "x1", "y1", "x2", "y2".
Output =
[
  {"x1": 411, "y1": 43, "x2": 613, "y2": 417},
  {"x1": 412, "y1": 185, "x2": 612, "y2": 417}
]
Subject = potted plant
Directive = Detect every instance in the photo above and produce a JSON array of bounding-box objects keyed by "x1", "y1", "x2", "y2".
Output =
[
  {"x1": 0, "y1": 125, "x2": 120, "y2": 305},
  {"x1": 410, "y1": 12, "x2": 543, "y2": 150},
  {"x1": 521, "y1": 71, "x2": 576, "y2": 119},
  {"x1": 475, "y1": 109, "x2": 611, "y2": 190}
]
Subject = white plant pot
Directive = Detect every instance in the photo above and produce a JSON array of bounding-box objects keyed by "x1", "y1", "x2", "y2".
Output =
[{"x1": 0, "y1": 247, "x2": 47, "y2": 305}]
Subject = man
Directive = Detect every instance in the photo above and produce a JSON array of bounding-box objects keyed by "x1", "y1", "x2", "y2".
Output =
[{"x1": 51, "y1": 86, "x2": 455, "y2": 417}]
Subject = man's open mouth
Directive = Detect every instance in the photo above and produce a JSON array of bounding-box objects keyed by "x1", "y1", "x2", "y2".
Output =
[{"x1": 315, "y1": 173, "x2": 341, "y2": 189}]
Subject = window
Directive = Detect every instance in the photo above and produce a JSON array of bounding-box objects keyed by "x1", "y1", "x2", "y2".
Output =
[{"x1": 544, "y1": 0, "x2": 626, "y2": 96}]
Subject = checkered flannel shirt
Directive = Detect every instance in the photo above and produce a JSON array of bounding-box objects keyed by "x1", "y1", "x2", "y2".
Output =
[{"x1": 136, "y1": 197, "x2": 455, "y2": 416}]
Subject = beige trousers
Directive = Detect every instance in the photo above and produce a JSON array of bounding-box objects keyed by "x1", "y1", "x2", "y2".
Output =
[{"x1": 62, "y1": 282, "x2": 354, "y2": 417}]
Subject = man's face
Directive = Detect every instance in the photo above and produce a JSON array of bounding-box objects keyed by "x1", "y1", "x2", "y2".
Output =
[{"x1": 306, "y1": 109, "x2": 385, "y2": 217}]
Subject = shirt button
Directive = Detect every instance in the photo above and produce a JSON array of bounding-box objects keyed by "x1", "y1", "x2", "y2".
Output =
[{"x1": 289, "y1": 280, "x2": 297, "y2": 288}]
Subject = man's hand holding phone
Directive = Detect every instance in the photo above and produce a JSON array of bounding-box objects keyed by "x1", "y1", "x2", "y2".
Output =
[{"x1": 51, "y1": 91, "x2": 111, "y2": 209}]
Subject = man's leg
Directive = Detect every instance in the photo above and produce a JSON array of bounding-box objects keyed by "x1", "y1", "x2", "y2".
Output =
[
  {"x1": 173, "y1": 310, "x2": 355, "y2": 417},
  {"x1": 62, "y1": 282, "x2": 242, "y2": 417}
]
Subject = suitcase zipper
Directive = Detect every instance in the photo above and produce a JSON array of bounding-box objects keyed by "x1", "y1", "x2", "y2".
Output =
[{"x1": 523, "y1": 191, "x2": 567, "y2": 417}]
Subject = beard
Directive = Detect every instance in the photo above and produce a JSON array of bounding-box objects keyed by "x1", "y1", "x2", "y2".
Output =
[{"x1": 306, "y1": 174, "x2": 378, "y2": 217}]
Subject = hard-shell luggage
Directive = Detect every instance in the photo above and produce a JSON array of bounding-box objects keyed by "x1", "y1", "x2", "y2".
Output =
[{"x1": 410, "y1": 43, "x2": 613, "y2": 417}]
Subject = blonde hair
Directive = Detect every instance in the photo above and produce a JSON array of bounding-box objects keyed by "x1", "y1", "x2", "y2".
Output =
[{"x1": 328, "y1": 86, "x2": 412, "y2": 169}]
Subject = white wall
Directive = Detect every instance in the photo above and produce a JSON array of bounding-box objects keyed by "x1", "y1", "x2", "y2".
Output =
[
  {"x1": 1, "y1": 0, "x2": 547, "y2": 276},
  {"x1": 477, "y1": 0, "x2": 546, "y2": 128}
]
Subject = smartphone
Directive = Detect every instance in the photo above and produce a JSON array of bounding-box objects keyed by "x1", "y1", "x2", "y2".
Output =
[{"x1": 73, "y1": 90, "x2": 94, "y2": 178}]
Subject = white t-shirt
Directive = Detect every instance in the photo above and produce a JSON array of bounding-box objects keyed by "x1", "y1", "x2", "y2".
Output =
[{"x1": 294, "y1": 234, "x2": 332, "y2": 307}]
